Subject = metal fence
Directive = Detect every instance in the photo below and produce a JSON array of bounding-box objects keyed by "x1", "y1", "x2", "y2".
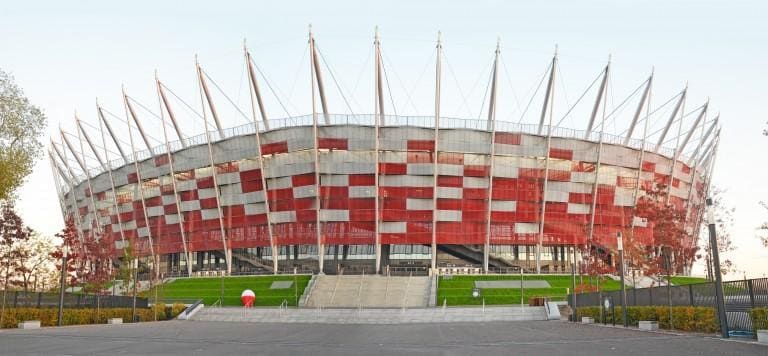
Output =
[
  {"x1": 569, "y1": 277, "x2": 768, "y2": 334},
  {"x1": 1, "y1": 291, "x2": 148, "y2": 309}
]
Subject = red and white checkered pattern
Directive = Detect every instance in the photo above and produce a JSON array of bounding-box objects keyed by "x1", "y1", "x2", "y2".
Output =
[{"x1": 62, "y1": 125, "x2": 708, "y2": 258}]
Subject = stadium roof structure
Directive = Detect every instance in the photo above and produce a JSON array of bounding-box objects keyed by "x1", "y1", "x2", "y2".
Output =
[{"x1": 48, "y1": 28, "x2": 720, "y2": 275}]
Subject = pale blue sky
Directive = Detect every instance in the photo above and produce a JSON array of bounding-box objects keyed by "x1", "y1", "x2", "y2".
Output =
[{"x1": 2, "y1": 0, "x2": 766, "y2": 277}]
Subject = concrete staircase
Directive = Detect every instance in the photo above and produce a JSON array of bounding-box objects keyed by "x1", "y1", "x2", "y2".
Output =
[
  {"x1": 190, "y1": 305, "x2": 547, "y2": 324},
  {"x1": 304, "y1": 275, "x2": 430, "y2": 308}
]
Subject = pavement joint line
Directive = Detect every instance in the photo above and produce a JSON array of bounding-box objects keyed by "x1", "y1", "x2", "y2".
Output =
[{"x1": 571, "y1": 321, "x2": 767, "y2": 347}]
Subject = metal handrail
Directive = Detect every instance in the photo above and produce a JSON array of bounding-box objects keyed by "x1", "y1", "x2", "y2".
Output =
[{"x1": 180, "y1": 298, "x2": 204, "y2": 317}]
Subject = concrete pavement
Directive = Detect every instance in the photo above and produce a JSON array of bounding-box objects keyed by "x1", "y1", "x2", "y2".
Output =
[{"x1": 1, "y1": 320, "x2": 765, "y2": 355}]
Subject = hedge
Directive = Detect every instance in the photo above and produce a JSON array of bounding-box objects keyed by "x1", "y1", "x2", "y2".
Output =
[
  {"x1": 751, "y1": 308, "x2": 768, "y2": 330},
  {"x1": 576, "y1": 306, "x2": 718, "y2": 333},
  {"x1": 0, "y1": 303, "x2": 186, "y2": 329}
]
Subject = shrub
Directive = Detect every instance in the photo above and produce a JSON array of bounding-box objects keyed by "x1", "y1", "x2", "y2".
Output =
[
  {"x1": 151, "y1": 303, "x2": 167, "y2": 321},
  {"x1": 171, "y1": 303, "x2": 186, "y2": 319},
  {"x1": 576, "y1": 306, "x2": 718, "y2": 333},
  {"x1": 0, "y1": 308, "x2": 156, "y2": 329},
  {"x1": 751, "y1": 308, "x2": 768, "y2": 330}
]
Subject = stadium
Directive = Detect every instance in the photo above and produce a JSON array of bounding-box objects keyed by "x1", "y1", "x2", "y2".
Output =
[{"x1": 48, "y1": 31, "x2": 719, "y2": 277}]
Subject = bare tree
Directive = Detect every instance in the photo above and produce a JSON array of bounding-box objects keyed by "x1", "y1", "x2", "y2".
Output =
[
  {"x1": 700, "y1": 186, "x2": 736, "y2": 277},
  {"x1": 16, "y1": 231, "x2": 56, "y2": 292}
]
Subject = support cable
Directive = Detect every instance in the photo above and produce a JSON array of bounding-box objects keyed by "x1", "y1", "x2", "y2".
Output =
[
  {"x1": 384, "y1": 49, "x2": 433, "y2": 115},
  {"x1": 555, "y1": 68, "x2": 605, "y2": 127},
  {"x1": 248, "y1": 56, "x2": 295, "y2": 118},
  {"x1": 517, "y1": 62, "x2": 552, "y2": 124},
  {"x1": 617, "y1": 91, "x2": 683, "y2": 137},
  {"x1": 443, "y1": 51, "x2": 472, "y2": 118},
  {"x1": 380, "y1": 52, "x2": 399, "y2": 117},
  {"x1": 202, "y1": 70, "x2": 253, "y2": 123},
  {"x1": 499, "y1": 53, "x2": 523, "y2": 116},
  {"x1": 316, "y1": 46, "x2": 357, "y2": 115}
]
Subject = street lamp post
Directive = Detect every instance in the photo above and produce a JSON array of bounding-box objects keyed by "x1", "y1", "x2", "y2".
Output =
[
  {"x1": 218, "y1": 267, "x2": 224, "y2": 306},
  {"x1": 57, "y1": 244, "x2": 69, "y2": 327},
  {"x1": 706, "y1": 197, "x2": 729, "y2": 338},
  {"x1": 616, "y1": 232, "x2": 628, "y2": 327},
  {"x1": 131, "y1": 258, "x2": 138, "y2": 323}
]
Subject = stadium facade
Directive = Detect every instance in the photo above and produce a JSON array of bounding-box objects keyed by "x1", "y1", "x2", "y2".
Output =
[{"x1": 48, "y1": 32, "x2": 719, "y2": 277}]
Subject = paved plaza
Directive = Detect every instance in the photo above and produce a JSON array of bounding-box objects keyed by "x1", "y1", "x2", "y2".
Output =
[{"x1": 1, "y1": 320, "x2": 765, "y2": 355}]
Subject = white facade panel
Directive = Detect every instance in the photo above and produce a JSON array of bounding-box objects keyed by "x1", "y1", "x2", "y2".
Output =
[
  {"x1": 321, "y1": 175, "x2": 349, "y2": 186},
  {"x1": 436, "y1": 210, "x2": 461, "y2": 221},
  {"x1": 380, "y1": 221, "x2": 406, "y2": 233},
  {"x1": 436, "y1": 187, "x2": 462, "y2": 199},
  {"x1": 349, "y1": 186, "x2": 375, "y2": 198},
  {"x1": 198, "y1": 188, "x2": 217, "y2": 199},
  {"x1": 567, "y1": 203, "x2": 591, "y2": 214},
  {"x1": 180, "y1": 200, "x2": 200, "y2": 212},
  {"x1": 406, "y1": 198, "x2": 433, "y2": 210},
  {"x1": 244, "y1": 191, "x2": 265, "y2": 203},
  {"x1": 320, "y1": 209, "x2": 349, "y2": 222},
  {"x1": 437, "y1": 164, "x2": 463, "y2": 176},
  {"x1": 270, "y1": 211, "x2": 296, "y2": 224},
  {"x1": 491, "y1": 200, "x2": 517, "y2": 212},
  {"x1": 244, "y1": 203, "x2": 267, "y2": 215},
  {"x1": 201, "y1": 208, "x2": 221, "y2": 220},
  {"x1": 293, "y1": 185, "x2": 317, "y2": 199},
  {"x1": 515, "y1": 222, "x2": 539, "y2": 234},
  {"x1": 463, "y1": 177, "x2": 489, "y2": 189}
]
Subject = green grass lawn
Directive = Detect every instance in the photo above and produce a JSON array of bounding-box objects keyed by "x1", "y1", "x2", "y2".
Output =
[
  {"x1": 147, "y1": 275, "x2": 312, "y2": 307},
  {"x1": 667, "y1": 276, "x2": 709, "y2": 286},
  {"x1": 437, "y1": 275, "x2": 623, "y2": 306}
]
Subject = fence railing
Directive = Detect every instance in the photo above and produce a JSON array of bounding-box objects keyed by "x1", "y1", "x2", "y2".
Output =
[
  {"x1": 1, "y1": 291, "x2": 148, "y2": 309},
  {"x1": 569, "y1": 277, "x2": 768, "y2": 335}
]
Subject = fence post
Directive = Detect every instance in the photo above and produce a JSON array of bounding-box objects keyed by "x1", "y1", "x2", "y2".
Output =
[
  {"x1": 688, "y1": 285, "x2": 694, "y2": 306},
  {"x1": 37, "y1": 292, "x2": 42, "y2": 308},
  {"x1": 649, "y1": 287, "x2": 653, "y2": 306},
  {"x1": 77, "y1": 294, "x2": 82, "y2": 307},
  {"x1": 632, "y1": 287, "x2": 636, "y2": 306},
  {"x1": 747, "y1": 279, "x2": 755, "y2": 310}
]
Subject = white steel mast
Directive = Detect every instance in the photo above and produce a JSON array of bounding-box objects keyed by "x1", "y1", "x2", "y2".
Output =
[
  {"x1": 245, "y1": 42, "x2": 279, "y2": 274},
  {"x1": 535, "y1": 48, "x2": 558, "y2": 274},
  {"x1": 483, "y1": 38, "x2": 501, "y2": 273},
  {"x1": 430, "y1": 31, "x2": 442, "y2": 274}
]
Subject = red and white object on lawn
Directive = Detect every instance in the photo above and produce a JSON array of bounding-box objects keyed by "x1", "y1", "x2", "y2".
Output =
[{"x1": 241, "y1": 289, "x2": 255, "y2": 307}]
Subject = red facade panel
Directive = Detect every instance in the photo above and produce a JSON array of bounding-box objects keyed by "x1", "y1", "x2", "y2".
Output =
[{"x1": 261, "y1": 141, "x2": 288, "y2": 155}]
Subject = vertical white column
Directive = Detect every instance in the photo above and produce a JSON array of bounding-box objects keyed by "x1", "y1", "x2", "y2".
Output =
[
  {"x1": 535, "y1": 49, "x2": 558, "y2": 274},
  {"x1": 484, "y1": 39, "x2": 501, "y2": 273},
  {"x1": 430, "y1": 32, "x2": 443, "y2": 274},
  {"x1": 96, "y1": 106, "x2": 128, "y2": 256},
  {"x1": 51, "y1": 142, "x2": 86, "y2": 242},
  {"x1": 195, "y1": 60, "x2": 232, "y2": 274},
  {"x1": 309, "y1": 27, "x2": 325, "y2": 273},
  {"x1": 373, "y1": 28, "x2": 384, "y2": 274},
  {"x1": 155, "y1": 79, "x2": 193, "y2": 276},
  {"x1": 122, "y1": 88, "x2": 158, "y2": 277},
  {"x1": 245, "y1": 46, "x2": 279, "y2": 274},
  {"x1": 586, "y1": 58, "x2": 611, "y2": 266}
]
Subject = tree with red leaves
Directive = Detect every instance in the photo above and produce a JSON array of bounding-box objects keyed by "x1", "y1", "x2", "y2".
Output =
[
  {"x1": 79, "y1": 230, "x2": 114, "y2": 294},
  {"x1": 51, "y1": 217, "x2": 81, "y2": 288},
  {"x1": 0, "y1": 202, "x2": 33, "y2": 325},
  {"x1": 634, "y1": 183, "x2": 697, "y2": 278}
]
